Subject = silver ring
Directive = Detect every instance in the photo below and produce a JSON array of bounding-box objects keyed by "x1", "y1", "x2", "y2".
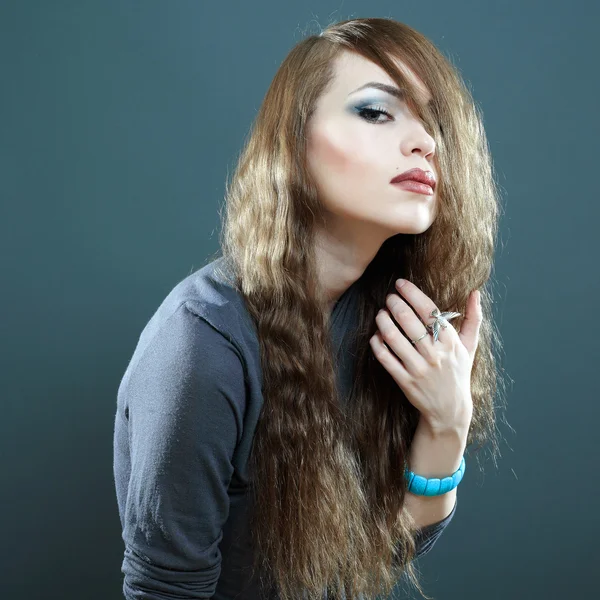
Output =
[
  {"x1": 411, "y1": 331, "x2": 429, "y2": 345},
  {"x1": 426, "y1": 308, "x2": 462, "y2": 343},
  {"x1": 411, "y1": 308, "x2": 462, "y2": 345}
]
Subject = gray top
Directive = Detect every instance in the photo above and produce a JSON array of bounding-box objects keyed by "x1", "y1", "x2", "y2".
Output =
[{"x1": 113, "y1": 256, "x2": 457, "y2": 600}]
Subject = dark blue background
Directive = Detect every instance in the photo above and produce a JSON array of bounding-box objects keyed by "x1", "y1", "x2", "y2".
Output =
[{"x1": 1, "y1": 1, "x2": 596, "y2": 598}]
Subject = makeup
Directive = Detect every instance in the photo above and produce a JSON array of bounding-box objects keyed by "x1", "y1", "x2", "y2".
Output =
[{"x1": 391, "y1": 180, "x2": 434, "y2": 195}]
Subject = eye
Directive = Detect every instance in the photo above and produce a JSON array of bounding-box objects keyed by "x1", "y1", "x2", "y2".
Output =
[{"x1": 356, "y1": 105, "x2": 394, "y2": 124}]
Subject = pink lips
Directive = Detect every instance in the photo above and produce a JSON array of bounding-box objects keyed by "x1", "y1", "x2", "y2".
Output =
[
  {"x1": 393, "y1": 180, "x2": 434, "y2": 195},
  {"x1": 390, "y1": 168, "x2": 436, "y2": 193}
]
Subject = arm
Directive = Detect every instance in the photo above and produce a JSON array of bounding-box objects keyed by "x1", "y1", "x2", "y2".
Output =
[
  {"x1": 404, "y1": 418, "x2": 468, "y2": 529},
  {"x1": 391, "y1": 419, "x2": 465, "y2": 563},
  {"x1": 114, "y1": 303, "x2": 246, "y2": 599}
]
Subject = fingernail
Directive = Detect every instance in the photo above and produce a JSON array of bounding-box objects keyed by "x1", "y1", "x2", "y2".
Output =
[{"x1": 396, "y1": 278, "x2": 406, "y2": 288}]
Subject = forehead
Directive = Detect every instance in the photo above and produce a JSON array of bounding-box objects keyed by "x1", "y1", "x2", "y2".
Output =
[{"x1": 331, "y1": 50, "x2": 432, "y2": 105}]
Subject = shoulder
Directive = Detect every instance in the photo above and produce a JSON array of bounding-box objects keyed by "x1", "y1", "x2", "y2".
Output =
[
  {"x1": 118, "y1": 258, "x2": 254, "y2": 431},
  {"x1": 127, "y1": 256, "x2": 250, "y2": 373}
]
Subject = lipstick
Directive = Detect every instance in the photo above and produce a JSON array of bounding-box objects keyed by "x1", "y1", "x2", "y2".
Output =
[
  {"x1": 392, "y1": 180, "x2": 434, "y2": 195},
  {"x1": 390, "y1": 168, "x2": 436, "y2": 196}
]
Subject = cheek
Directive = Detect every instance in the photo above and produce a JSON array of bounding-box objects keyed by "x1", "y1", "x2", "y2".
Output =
[
  {"x1": 319, "y1": 135, "x2": 354, "y2": 172},
  {"x1": 310, "y1": 127, "x2": 374, "y2": 180}
]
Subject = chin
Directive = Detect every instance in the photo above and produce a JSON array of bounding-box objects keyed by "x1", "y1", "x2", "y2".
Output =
[{"x1": 389, "y1": 219, "x2": 435, "y2": 236}]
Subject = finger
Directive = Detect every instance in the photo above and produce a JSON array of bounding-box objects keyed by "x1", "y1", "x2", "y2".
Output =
[
  {"x1": 375, "y1": 308, "x2": 428, "y2": 374},
  {"x1": 395, "y1": 279, "x2": 454, "y2": 344},
  {"x1": 369, "y1": 329, "x2": 411, "y2": 387},
  {"x1": 458, "y1": 290, "x2": 483, "y2": 360},
  {"x1": 384, "y1": 294, "x2": 433, "y2": 350}
]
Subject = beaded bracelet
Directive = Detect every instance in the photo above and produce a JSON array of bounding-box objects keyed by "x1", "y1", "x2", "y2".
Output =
[{"x1": 404, "y1": 456, "x2": 466, "y2": 496}]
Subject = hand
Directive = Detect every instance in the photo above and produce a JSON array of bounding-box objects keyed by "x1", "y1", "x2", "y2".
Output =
[{"x1": 369, "y1": 279, "x2": 482, "y2": 433}]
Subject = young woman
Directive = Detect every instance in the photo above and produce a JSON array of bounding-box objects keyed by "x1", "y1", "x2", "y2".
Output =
[{"x1": 113, "y1": 17, "x2": 506, "y2": 600}]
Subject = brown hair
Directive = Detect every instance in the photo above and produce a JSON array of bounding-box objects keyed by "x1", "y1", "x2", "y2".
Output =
[{"x1": 211, "y1": 16, "x2": 509, "y2": 600}]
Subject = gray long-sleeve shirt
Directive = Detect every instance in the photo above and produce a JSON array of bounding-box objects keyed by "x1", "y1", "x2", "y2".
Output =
[{"x1": 112, "y1": 256, "x2": 457, "y2": 600}]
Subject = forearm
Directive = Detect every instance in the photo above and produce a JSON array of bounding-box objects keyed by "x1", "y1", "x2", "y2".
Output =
[{"x1": 403, "y1": 418, "x2": 468, "y2": 528}]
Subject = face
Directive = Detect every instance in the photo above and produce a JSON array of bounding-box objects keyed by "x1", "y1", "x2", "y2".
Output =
[{"x1": 306, "y1": 51, "x2": 438, "y2": 244}]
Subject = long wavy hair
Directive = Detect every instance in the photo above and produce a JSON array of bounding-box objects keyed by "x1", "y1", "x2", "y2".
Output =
[{"x1": 209, "y1": 17, "x2": 510, "y2": 600}]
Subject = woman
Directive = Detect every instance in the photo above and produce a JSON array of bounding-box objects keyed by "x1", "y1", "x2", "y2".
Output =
[{"x1": 113, "y1": 17, "x2": 507, "y2": 600}]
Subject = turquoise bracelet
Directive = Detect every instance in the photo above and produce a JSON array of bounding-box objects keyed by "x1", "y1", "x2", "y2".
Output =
[{"x1": 404, "y1": 456, "x2": 466, "y2": 496}]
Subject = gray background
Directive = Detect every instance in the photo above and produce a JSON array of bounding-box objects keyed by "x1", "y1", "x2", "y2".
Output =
[{"x1": 1, "y1": 1, "x2": 597, "y2": 598}]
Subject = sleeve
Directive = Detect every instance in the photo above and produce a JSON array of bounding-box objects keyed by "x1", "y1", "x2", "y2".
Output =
[
  {"x1": 118, "y1": 302, "x2": 246, "y2": 600},
  {"x1": 392, "y1": 496, "x2": 458, "y2": 567},
  {"x1": 414, "y1": 495, "x2": 458, "y2": 558}
]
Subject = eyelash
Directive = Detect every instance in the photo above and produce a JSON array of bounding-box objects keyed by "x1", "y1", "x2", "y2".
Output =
[{"x1": 356, "y1": 105, "x2": 394, "y2": 124}]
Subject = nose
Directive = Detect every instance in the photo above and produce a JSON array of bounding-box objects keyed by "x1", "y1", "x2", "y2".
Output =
[{"x1": 402, "y1": 121, "x2": 436, "y2": 161}]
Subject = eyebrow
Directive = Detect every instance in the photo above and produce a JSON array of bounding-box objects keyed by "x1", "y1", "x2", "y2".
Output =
[{"x1": 348, "y1": 81, "x2": 432, "y2": 104}]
